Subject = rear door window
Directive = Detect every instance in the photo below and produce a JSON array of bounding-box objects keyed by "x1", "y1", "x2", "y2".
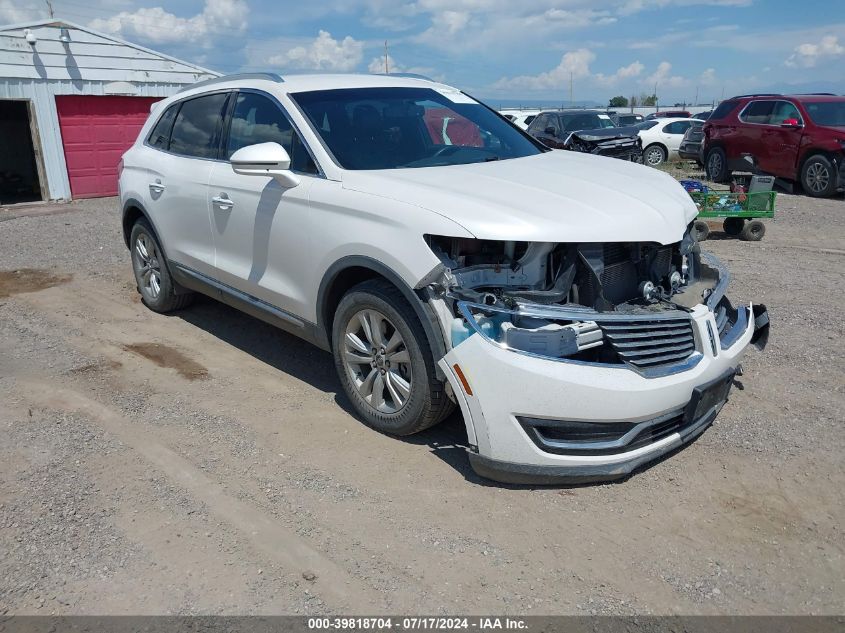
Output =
[
  {"x1": 663, "y1": 121, "x2": 692, "y2": 134},
  {"x1": 740, "y1": 100, "x2": 777, "y2": 125},
  {"x1": 169, "y1": 93, "x2": 229, "y2": 159}
]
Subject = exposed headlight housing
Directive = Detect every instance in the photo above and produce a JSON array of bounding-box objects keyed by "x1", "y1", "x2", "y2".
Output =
[{"x1": 454, "y1": 301, "x2": 604, "y2": 359}]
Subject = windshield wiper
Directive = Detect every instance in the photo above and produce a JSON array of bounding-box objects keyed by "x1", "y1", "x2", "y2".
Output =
[{"x1": 484, "y1": 156, "x2": 500, "y2": 162}]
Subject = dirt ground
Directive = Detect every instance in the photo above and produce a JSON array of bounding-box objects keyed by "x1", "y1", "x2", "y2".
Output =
[{"x1": 0, "y1": 190, "x2": 843, "y2": 616}]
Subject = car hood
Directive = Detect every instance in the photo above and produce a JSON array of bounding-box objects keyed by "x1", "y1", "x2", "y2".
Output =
[{"x1": 341, "y1": 151, "x2": 697, "y2": 244}]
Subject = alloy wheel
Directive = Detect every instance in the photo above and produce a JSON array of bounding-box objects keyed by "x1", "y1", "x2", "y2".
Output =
[
  {"x1": 343, "y1": 309, "x2": 413, "y2": 414},
  {"x1": 133, "y1": 233, "x2": 162, "y2": 299},
  {"x1": 646, "y1": 147, "x2": 664, "y2": 166},
  {"x1": 707, "y1": 152, "x2": 723, "y2": 178},
  {"x1": 806, "y1": 162, "x2": 830, "y2": 194}
]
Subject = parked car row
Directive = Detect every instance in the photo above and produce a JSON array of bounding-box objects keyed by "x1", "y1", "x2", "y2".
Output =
[{"x1": 513, "y1": 94, "x2": 844, "y2": 197}]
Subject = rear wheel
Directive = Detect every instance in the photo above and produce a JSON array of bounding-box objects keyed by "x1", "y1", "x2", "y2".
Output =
[
  {"x1": 723, "y1": 217, "x2": 745, "y2": 236},
  {"x1": 801, "y1": 154, "x2": 837, "y2": 198},
  {"x1": 692, "y1": 220, "x2": 710, "y2": 242},
  {"x1": 705, "y1": 147, "x2": 730, "y2": 183},
  {"x1": 332, "y1": 279, "x2": 452, "y2": 436},
  {"x1": 643, "y1": 144, "x2": 666, "y2": 166},
  {"x1": 740, "y1": 219, "x2": 766, "y2": 241},
  {"x1": 130, "y1": 219, "x2": 193, "y2": 312}
]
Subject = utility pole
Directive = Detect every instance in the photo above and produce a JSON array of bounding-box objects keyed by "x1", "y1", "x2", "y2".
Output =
[
  {"x1": 384, "y1": 41, "x2": 389, "y2": 75},
  {"x1": 46, "y1": 0, "x2": 54, "y2": 18},
  {"x1": 694, "y1": 86, "x2": 699, "y2": 106}
]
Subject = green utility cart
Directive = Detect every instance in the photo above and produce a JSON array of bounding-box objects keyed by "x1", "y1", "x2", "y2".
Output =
[{"x1": 686, "y1": 174, "x2": 776, "y2": 242}]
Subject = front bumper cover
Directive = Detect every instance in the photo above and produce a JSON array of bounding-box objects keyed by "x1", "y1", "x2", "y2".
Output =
[{"x1": 440, "y1": 302, "x2": 769, "y2": 485}]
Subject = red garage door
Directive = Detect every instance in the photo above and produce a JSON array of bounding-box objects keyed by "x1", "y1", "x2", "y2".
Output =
[{"x1": 56, "y1": 96, "x2": 160, "y2": 199}]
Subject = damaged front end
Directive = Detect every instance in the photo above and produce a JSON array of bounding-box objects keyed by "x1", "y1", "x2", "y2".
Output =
[
  {"x1": 562, "y1": 128, "x2": 643, "y2": 162},
  {"x1": 425, "y1": 228, "x2": 767, "y2": 377}
]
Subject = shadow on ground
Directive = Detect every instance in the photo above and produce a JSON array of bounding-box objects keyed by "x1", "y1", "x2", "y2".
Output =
[
  {"x1": 171, "y1": 294, "x2": 712, "y2": 490},
  {"x1": 172, "y1": 294, "x2": 482, "y2": 483}
]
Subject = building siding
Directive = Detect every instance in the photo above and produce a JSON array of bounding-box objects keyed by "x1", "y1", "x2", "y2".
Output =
[{"x1": 0, "y1": 21, "x2": 217, "y2": 201}]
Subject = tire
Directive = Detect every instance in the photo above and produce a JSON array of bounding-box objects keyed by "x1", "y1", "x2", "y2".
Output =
[
  {"x1": 130, "y1": 219, "x2": 194, "y2": 312},
  {"x1": 331, "y1": 279, "x2": 453, "y2": 436},
  {"x1": 740, "y1": 219, "x2": 766, "y2": 241},
  {"x1": 692, "y1": 220, "x2": 710, "y2": 242},
  {"x1": 643, "y1": 144, "x2": 666, "y2": 166},
  {"x1": 800, "y1": 154, "x2": 837, "y2": 198},
  {"x1": 723, "y1": 217, "x2": 745, "y2": 236},
  {"x1": 705, "y1": 147, "x2": 730, "y2": 183}
]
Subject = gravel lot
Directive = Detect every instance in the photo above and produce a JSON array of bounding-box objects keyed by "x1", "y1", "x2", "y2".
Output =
[{"x1": 0, "y1": 191, "x2": 843, "y2": 615}]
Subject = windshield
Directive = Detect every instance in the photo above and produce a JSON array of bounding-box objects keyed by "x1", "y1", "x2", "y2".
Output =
[
  {"x1": 291, "y1": 87, "x2": 545, "y2": 170},
  {"x1": 802, "y1": 101, "x2": 845, "y2": 127},
  {"x1": 558, "y1": 113, "x2": 616, "y2": 132},
  {"x1": 635, "y1": 120, "x2": 659, "y2": 130}
]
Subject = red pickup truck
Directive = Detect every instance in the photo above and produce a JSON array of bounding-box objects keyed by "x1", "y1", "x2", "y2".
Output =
[{"x1": 703, "y1": 94, "x2": 845, "y2": 197}]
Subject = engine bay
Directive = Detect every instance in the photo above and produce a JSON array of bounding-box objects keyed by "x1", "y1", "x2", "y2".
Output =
[{"x1": 425, "y1": 229, "x2": 723, "y2": 367}]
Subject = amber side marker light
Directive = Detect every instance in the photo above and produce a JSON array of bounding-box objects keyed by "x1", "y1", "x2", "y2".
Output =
[{"x1": 453, "y1": 364, "x2": 473, "y2": 396}]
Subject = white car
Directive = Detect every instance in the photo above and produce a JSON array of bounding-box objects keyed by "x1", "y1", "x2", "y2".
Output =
[
  {"x1": 119, "y1": 73, "x2": 768, "y2": 484},
  {"x1": 637, "y1": 117, "x2": 704, "y2": 166},
  {"x1": 499, "y1": 109, "x2": 540, "y2": 130}
]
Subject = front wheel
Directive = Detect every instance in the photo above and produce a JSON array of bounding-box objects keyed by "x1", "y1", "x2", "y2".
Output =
[
  {"x1": 801, "y1": 155, "x2": 837, "y2": 197},
  {"x1": 332, "y1": 279, "x2": 452, "y2": 436}
]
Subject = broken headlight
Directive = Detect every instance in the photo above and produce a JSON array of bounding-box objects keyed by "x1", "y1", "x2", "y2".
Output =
[{"x1": 454, "y1": 301, "x2": 604, "y2": 359}]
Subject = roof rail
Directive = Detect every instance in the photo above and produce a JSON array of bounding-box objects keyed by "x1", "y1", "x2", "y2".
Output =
[
  {"x1": 727, "y1": 93, "x2": 781, "y2": 99},
  {"x1": 178, "y1": 72, "x2": 285, "y2": 93},
  {"x1": 793, "y1": 92, "x2": 837, "y2": 96},
  {"x1": 371, "y1": 72, "x2": 434, "y2": 81}
]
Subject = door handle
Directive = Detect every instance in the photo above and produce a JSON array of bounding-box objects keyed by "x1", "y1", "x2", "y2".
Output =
[
  {"x1": 212, "y1": 195, "x2": 234, "y2": 209},
  {"x1": 148, "y1": 180, "x2": 165, "y2": 193}
]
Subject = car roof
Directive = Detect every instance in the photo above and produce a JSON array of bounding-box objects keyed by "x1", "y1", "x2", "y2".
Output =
[
  {"x1": 731, "y1": 94, "x2": 843, "y2": 103},
  {"x1": 649, "y1": 117, "x2": 704, "y2": 124},
  {"x1": 537, "y1": 109, "x2": 606, "y2": 115},
  {"x1": 176, "y1": 72, "x2": 456, "y2": 99}
]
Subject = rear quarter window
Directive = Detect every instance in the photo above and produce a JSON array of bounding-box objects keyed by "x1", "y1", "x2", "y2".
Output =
[
  {"x1": 147, "y1": 104, "x2": 178, "y2": 150},
  {"x1": 710, "y1": 100, "x2": 740, "y2": 120}
]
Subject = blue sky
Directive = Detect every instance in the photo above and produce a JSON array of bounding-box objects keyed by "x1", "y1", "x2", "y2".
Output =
[{"x1": 5, "y1": 0, "x2": 844, "y2": 105}]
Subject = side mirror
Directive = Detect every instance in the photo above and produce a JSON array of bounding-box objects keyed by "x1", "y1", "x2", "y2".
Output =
[
  {"x1": 544, "y1": 126, "x2": 557, "y2": 136},
  {"x1": 780, "y1": 118, "x2": 801, "y2": 128},
  {"x1": 230, "y1": 142, "x2": 300, "y2": 188}
]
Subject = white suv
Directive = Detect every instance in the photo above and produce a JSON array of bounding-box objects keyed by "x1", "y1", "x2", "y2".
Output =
[{"x1": 119, "y1": 73, "x2": 768, "y2": 484}]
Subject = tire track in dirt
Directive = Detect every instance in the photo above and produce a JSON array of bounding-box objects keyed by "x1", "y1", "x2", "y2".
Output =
[{"x1": 15, "y1": 378, "x2": 385, "y2": 612}]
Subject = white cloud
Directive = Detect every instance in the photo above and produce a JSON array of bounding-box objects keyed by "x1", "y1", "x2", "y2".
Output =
[
  {"x1": 595, "y1": 61, "x2": 644, "y2": 86},
  {"x1": 644, "y1": 61, "x2": 688, "y2": 88},
  {"x1": 0, "y1": 0, "x2": 42, "y2": 24},
  {"x1": 268, "y1": 30, "x2": 364, "y2": 72},
  {"x1": 699, "y1": 67, "x2": 717, "y2": 85},
  {"x1": 786, "y1": 35, "x2": 844, "y2": 68},
  {"x1": 367, "y1": 54, "x2": 436, "y2": 78},
  {"x1": 89, "y1": 0, "x2": 247, "y2": 46},
  {"x1": 493, "y1": 48, "x2": 596, "y2": 91}
]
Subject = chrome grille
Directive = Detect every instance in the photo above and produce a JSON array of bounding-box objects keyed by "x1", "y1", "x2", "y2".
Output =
[{"x1": 600, "y1": 316, "x2": 696, "y2": 369}]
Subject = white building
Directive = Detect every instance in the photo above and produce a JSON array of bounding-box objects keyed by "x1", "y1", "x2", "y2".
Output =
[{"x1": 0, "y1": 19, "x2": 218, "y2": 204}]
